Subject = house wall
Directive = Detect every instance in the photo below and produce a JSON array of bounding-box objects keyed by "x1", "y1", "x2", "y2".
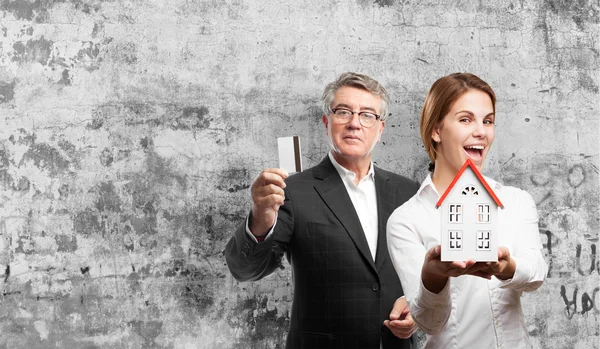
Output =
[
  {"x1": 0, "y1": 1, "x2": 598, "y2": 348},
  {"x1": 440, "y1": 168, "x2": 498, "y2": 262}
]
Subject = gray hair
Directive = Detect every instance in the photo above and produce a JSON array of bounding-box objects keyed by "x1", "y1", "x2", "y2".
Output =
[{"x1": 322, "y1": 72, "x2": 390, "y2": 122}]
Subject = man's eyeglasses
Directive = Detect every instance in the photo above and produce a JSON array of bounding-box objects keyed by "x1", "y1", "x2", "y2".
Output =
[{"x1": 330, "y1": 108, "x2": 381, "y2": 128}]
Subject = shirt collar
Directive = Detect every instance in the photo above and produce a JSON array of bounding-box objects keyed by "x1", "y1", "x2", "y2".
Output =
[
  {"x1": 417, "y1": 173, "x2": 439, "y2": 205},
  {"x1": 328, "y1": 151, "x2": 375, "y2": 183}
]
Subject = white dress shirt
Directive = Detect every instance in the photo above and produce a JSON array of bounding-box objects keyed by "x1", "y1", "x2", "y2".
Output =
[
  {"x1": 386, "y1": 174, "x2": 547, "y2": 349},
  {"x1": 328, "y1": 152, "x2": 379, "y2": 261},
  {"x1": 329, "y1": 152, "x2": 385, "y2": 349}
]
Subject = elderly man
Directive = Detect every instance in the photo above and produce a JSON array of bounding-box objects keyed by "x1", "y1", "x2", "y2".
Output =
[{"x1": 226, "y1": 72, "x2": 419, "y2": 349}]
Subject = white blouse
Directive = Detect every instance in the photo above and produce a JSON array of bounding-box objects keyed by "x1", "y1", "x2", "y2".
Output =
[{"x1": 386, "y1": 174, "x2": 547, "y2": 349}]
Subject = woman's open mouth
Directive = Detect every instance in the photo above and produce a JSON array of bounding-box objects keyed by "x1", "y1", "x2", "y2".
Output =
[{"x1": 464, "y1": 145, "x2": 484, "y2": 161}]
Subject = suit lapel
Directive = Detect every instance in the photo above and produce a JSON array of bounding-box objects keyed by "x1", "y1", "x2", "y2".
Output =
[
  {"x1": 313, "y1": 156, "x2": 377, "y2": 272},
  {"x1": 374, "y1": 168, "x2": 396, "y2": 272}
]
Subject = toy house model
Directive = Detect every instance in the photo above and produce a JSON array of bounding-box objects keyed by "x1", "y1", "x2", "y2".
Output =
[{"x1": 437, "y1": 159, "x2": 504, "y2": 262}]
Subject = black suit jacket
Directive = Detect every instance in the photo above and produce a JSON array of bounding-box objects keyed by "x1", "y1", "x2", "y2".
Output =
[{"x1": 226, "y1": 156, "x2": 419, "y2": 349}]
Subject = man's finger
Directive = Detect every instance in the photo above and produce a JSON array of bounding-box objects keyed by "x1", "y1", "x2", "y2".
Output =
[
  {"x1": 261, "y1": 168, "x2": 289, "y2": 182},
  {"x1": 388, "y1": 319, "x2": 413, "y2": 328},
  {"x1": 258, "y1": 184, "x2": 285, "y2": 199},
  {"x1": 400, "y1": 306, "x2": 410, "y2": 320},
  {"x1": 253, "y1": 181, "x2": 285, "y2": 201},
  {"x1": 386, "y1": 319, "x2": 417, "y2": 339},
  {"x1": 263, "y1": 168, "x2": 289, "y2": 177},
  {"x1": 254, "y1": 193, "x2": 285, "y2": 210},
  {"x1": 388, "y1": 313, "x2": 415, "y2": 329},
  {"x1": 267, "y1": 193, "x2": 285, "y2": 207},
  {"x1": 256, "y1": 172, "x2": 287, "y2": 189},
  {"x1": 389, "y1": 297, "x2": 408, "y2": 320}
]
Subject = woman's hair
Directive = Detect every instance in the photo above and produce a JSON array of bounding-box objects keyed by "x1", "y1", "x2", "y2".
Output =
[
  {"x1": 420, "y1": 73, "x2": 496, "y2": 166},
  {"x1": 322, "y1": 72, "x2": 390, "y2": 121}
]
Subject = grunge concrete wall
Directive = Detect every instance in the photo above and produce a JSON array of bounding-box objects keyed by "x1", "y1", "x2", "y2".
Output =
[{"x1": 0, "y1": 0, "x2": 598, "y2": 348}]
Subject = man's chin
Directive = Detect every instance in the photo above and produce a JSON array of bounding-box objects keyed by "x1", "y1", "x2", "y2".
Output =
[{"x1": 333, "y1": 148, "x2": 370, "y2": 159}]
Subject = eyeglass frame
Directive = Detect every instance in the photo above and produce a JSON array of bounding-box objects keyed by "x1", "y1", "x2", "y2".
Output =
[{"x1": 330, "y1": 107, "x2": 382, "y2": 128}]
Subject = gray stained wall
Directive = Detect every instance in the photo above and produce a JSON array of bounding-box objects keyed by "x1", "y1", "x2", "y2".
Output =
[{"x1": 0, "y1": 0, "x2": 598, "y2": 348}]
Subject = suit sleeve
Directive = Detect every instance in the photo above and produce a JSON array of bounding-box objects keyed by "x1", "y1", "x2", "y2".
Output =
[{"x1": 225, "y1": 187, "x2": 295, "y2": 282}]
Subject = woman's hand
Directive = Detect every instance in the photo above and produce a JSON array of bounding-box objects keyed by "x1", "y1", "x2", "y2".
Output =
[
  {"x1": 480, "y1": 247, "x2": 516, "y2": 280},
  {"x1": 421, "y1": 245, "x2": 493, "y2": 293}
]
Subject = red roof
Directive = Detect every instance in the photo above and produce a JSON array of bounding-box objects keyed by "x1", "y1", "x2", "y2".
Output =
[{"x1": 435, "y1": 159, "x2": 504, "y2": 208}]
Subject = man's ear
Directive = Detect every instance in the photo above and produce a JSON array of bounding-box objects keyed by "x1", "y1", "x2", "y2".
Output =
[
  {"x1": 377, "y1": 121, "x2": 385, "y2": 142},
  {"x1": 322, "y1": 115, "x2": 328, "y2": 133}
]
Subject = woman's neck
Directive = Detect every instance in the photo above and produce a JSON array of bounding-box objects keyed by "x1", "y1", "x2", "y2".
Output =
[{"x1": 431, "y1": 162, "x2": 457, "y2": 195}]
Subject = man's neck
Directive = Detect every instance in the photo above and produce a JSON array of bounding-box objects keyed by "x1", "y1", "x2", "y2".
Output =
[{"x1": 330, "y1": 151, "x2": 372, "y2": 185}]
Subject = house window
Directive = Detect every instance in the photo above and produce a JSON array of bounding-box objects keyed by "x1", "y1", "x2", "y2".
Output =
[
  {"x1": 477, "y1": 204, "x2": 490, "y2": 223},
  {"x1": 476, "y1": 231, "x2": 491, "y2": 251},
  {"x1": 449, "y1": 204, "x2": 462, "y2": 223},
  {"x1": 448, "y1": 231, "x2": 462, "y2": 250},
  {"x1": 461, "y1": 185, "x2": 479, "y2": 196}
]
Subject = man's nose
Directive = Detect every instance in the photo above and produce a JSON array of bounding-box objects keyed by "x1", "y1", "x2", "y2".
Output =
[{"x1": 347, "y1": 112, "x2": 362, "y2": 128}]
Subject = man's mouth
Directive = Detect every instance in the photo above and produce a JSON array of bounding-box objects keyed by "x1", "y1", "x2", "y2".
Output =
[{"x1": 464, "y1": 145, "x2": 484, "y2": 160}]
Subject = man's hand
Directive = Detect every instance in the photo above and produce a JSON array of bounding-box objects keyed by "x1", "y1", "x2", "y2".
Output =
[
  {"x1": 383, "y1": 297, "x2": 417, "y2": 339},
  {"x1": 250, "y1": 168, "x2": 288, "y2": 236}
]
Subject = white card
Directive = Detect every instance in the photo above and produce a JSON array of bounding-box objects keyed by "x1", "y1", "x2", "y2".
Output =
[{"x1": 277, "y1": 136, "x2": 302, "y2": 174}]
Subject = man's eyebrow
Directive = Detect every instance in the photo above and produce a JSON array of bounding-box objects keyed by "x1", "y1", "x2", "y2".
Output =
[
  {"x1": 360, "y1": 106, "x2": 377, "y2": 112},
  {"x1": 332, "y1": 103, "x2": 352, "y2": 109},
  {"x1": 333, "y1": 103, "x2": 377, "y2": 112}
]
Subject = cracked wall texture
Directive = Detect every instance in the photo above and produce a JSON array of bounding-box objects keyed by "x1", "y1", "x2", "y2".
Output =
[{"x1": 0, "y1": 0, "x2": 598, "y2": 348}]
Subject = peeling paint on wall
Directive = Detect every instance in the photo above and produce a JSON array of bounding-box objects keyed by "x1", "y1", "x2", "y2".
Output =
[
  {"x1": 12, "y1": 36, "x2": 53, "y2": 65},
  {"x1": 0, "y1": 80, "x2": 16, "y2": 103}
]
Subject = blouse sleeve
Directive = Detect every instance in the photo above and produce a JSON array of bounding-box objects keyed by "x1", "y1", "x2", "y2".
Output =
[
  {"x1": 496, "y1": 189, "x2": 547, "y2": 291},
  {"x1": 386, "y1": 206, "x2": 452, "y2": 335}
]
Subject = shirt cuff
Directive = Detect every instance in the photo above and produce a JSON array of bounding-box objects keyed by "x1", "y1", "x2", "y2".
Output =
[
  {"x1": 496, "y1": 257, "x2": 519, "y2": 287},
  {"x1": 497, "y1": 255, "x2": 540, "y2": 291},
  {"x1": 245, "y1": 214, "x2": 276, "y2": 243},
  {"x1": 416, "y1": 277, "x2": 451, "y2": 310},
  {"x1": 411, "y1": 278, "x2": 452, "y2": 334}
]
